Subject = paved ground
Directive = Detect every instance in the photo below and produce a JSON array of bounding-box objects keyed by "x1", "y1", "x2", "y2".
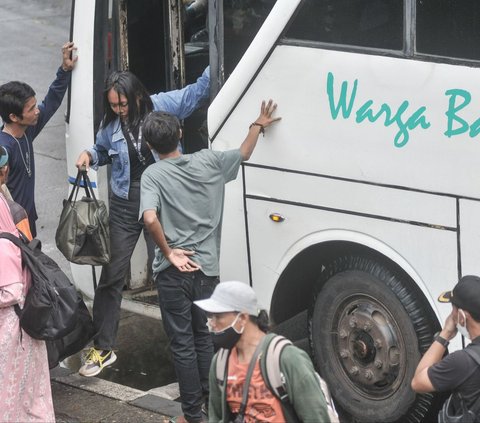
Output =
[{"x1": 51, "y1": 367, "x2": 182, "y2": 423}]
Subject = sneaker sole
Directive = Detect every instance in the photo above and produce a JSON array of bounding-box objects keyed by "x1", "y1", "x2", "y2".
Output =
[{"x1": 79, "y1": 352, "x2": 117, "y2": 377}]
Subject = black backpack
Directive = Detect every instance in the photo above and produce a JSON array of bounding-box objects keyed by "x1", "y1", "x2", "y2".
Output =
[
  {"x1": 438, "y1": 344, "x2": 480, "y2": 423},
  {"x1": 0, "y1": 232, "x2": 80, "y2": 340}
]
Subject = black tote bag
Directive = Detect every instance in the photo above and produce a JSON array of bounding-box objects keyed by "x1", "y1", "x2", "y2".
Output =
[{"x1": 56, "y1": 170, "x2": 110, "y2": 265}]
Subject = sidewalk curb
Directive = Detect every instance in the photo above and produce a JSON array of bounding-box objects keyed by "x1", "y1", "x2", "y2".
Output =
[{"x1": 51, "y1": 367, "x2": 182, "y2": 417}]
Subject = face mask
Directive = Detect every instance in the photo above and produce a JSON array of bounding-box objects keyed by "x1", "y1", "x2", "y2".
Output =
[
  {"x1": 456, "y1": 309, "x2": 470, "y2": 339},
  {"x1": 210, "y1": 313, "x2": 244, "y2": 350}
]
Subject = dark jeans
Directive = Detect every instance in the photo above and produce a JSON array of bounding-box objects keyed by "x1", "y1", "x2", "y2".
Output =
[
  {"x1": 92, "y1": 182, "x2": 155, "y2": 350},
  {"x1": 156, "y1": 267, "x2": 218, "y2": 423}
]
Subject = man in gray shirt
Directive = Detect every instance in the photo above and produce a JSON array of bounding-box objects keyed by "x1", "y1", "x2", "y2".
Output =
[{"x1": 140, "y1": 100, "x2": 280, "y2": 423}]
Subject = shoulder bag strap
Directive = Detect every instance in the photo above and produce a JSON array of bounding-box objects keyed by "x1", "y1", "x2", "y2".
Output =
[
  {"x1": 464, "y1": 344, "x2": 480, "y2": 365},
  {"x1": 463, "y1": 344, "x2": 480, "y2": 417},
  {"x1": 236, "y1": 336, "x2": 268, "y2": 422},
  {"x1": 216, "y1": 348, "x2": 230, "y2": 386},
  {"x1": 0, "y1": 232, "x2": 28, "y2": 320}
]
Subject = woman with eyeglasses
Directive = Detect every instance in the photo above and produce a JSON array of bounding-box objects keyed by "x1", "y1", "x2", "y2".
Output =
[{"x1": 75, "y1": 68, "x2": 210, "y2": 378}]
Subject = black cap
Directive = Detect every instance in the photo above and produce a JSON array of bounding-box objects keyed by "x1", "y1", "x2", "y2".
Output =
[{"x1": 438, "y1": 275, "x2": 480, "y2": 316}]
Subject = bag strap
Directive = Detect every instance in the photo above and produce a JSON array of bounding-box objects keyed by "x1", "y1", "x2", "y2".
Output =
[
  {"x1": 463, "y1": 344, "x2": 480, "y2": 417},
  {"x1": 261, "y1": 335, "x2": 301, "y2": 422},
  {"x1": 0, "y1": 232, "x2": 30, "y2": 320},
  {"x1": 215, "y1": 347, "x2": 230, "y2": 386},
  {"x1": 81, "y1": 171, "x2": 100, "y2": 207},
  {"x1": 0, "y1": 231, "x2": 45, "y2": 280},
  {"x1": 237, "y1": 336, "x2": 268, "y2": 422},
  {"x1": 464, "y1": 343, "x2": 480, "y2": 366},
  {"x1": 68, "y1": 170, "x2": 100, "y2": 207},
  {"x1": 264, "y1": 335, "x2": 292, "y2": 401},
  {"x1": 68, "y1": 170, "x2": 88, "y2": 203}
]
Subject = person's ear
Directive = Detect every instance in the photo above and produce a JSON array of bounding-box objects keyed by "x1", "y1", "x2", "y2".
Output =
[
  {"x1": 238, "y1": 313, "x2": 248, "y2": 327},
  {"x1": 8, "y1": 113, "x2": 20, "y2": 123},
  {"x1": 178, "y1": 128, "x2": 183, "y2": 139}
]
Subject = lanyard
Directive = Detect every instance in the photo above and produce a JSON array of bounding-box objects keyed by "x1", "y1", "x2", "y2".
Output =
[{"x1": 124, "y1": 122, "x2": 146, "y2": 166}]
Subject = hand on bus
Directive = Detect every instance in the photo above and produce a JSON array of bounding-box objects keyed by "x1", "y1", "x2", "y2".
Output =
[
  {"x1": 254, "y1": 99, "x2": 281, "y2": 129},
  {"x1": 61, "y1": 41, "x2": 78, "y2": 72},
  {"x1": 168, "y1": 248, "x2": 201, "y2": 272},
  {"x1": 76, "y1": 151, "x2": 91, "y2": 171}
]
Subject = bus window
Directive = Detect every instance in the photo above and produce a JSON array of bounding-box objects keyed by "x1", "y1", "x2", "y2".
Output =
[
  {"x1": 223, "y1": 0, "x2": 276, "y2": 77},
  {"x1": 124, "y1": 0, "x2": 167, "y2": 94},
  {"x1": 416, "y1": 0, "x2": 480, "y2": 61},
  {"x1": 284, "y1": 0, "x2": 403, "y2": 51}
]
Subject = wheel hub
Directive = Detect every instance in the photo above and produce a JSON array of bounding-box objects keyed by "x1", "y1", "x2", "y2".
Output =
[{"x1": 337, "y1": 300, "x2": 401, "y2": 395}]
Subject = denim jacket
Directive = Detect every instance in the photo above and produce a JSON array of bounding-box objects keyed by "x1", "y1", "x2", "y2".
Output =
[{"x1": 88, "y1": 67, "x2": 210, "y2": 199}]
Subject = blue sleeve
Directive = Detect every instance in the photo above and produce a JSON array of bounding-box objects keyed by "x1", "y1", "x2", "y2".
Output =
[
  {"x1": 89, "y1": 126, "x2": 112, "y2": 168},
  {"x1": 150, "y1": 66, "x2": 210, "y2": 119},
  {"x1": 31, "y1": 67, "x2": 71, "y2": 140}
]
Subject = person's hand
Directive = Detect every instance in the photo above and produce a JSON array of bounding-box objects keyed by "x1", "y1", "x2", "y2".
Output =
[
  {"x1": 252, "y1": 99, "x2": 281, "y2": 130},
  {"x1": 61, "y1": 41, "x2": 77, "y2": 72},
  {"x1": 76, "y1": 151, "x2": 91, "y2": 171},
  {"x1": 440, "y1": 310, "x2": 458, "y2": 341},
  {"x1": 168, "y1": 248, "x2": 201, "y2": 272}
]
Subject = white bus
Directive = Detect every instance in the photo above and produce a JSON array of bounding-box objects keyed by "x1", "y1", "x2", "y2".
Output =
[
  {"x1": 66, "y1": 0, "x2": 272, "y2": 316},
  {"x1": 67, "y1": 0, "x2": 480, "y2": 421}
]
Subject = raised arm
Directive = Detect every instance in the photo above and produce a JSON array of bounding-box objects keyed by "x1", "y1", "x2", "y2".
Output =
[
  {"x1": 150, "y1": 67, "x2": 210, "y2": 120},
  {"x1": 32, "y1": 42, "x2": 78, "y2": 139},
  {"x1": 240, "y1": 99, "x2": 281, "y2": 161}
]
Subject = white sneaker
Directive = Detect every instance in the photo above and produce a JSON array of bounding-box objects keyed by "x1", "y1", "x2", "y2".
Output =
[{"x1": 78, "y1": 347, "x2": 117, "y2": 377}]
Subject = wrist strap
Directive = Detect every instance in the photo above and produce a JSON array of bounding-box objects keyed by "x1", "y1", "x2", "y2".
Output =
[
  {"x1": 249, "y1": 122, "x2": 265, "y2": 136},
  {"x1": 434, "y1": 334, "x2": 450, "y2": 348}
]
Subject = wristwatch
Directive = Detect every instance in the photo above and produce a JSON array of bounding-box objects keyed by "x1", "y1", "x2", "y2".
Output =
[{"x1": 434, "y1": 332, "x2": 450, "y2": 348}]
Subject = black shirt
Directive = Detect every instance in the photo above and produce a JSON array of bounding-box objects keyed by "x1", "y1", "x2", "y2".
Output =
[
  {"x1": 428, "y1": 336, "x2": 480, "y2": 411},
  {"x1": 121, "y1": 122, "x2": 154, "y2": 182}
]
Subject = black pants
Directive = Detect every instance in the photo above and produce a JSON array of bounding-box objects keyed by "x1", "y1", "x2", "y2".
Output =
[
  {"x1": 92, "y1": 182, "x2": 155, "y2": 350},
  {"x1": 156, "y1": 266, "x2": 218, "y2": 422}
]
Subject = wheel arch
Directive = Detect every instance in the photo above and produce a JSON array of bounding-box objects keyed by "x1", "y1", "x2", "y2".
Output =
[{"x1": 270, "y1": 230, "x2": 440, "y2": 337}]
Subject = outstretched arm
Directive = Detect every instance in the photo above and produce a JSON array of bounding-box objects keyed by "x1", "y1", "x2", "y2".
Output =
[
  {"x1": 143, "y1": 209, "x2": 201, "y2": 272},
  {"x1": 150, "y1": 66, "x2": 210, "y2": 120},
  {"x1": 32, "y1": 42, "x2": 78, "y2": 139},
  {"x1": 239, "y1": 99, "x2": 281, "y2": 161}
]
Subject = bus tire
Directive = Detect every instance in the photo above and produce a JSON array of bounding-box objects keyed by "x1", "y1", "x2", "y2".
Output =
[{"x1": 309, "y1": 255, "x2": 436, "y2": 423}]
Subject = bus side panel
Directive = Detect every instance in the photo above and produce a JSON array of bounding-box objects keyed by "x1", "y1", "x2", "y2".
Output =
[
  {"x1": 246, "y1": 197, "x2": 457, "y2": 319},
  {"x1": 219, "y1": 175, "x2": 251, "y2": 285},
  {"x1": 460, "y1": 199, "x2": 480, "y2": 276},
  {"x1": 68, "y1": 1, "x2": 96, "y2": 181},
  {"x1": 68, "y1": 0, "x2": 104, "y2": 298},
  {"x1": 215, "y1": 45, "x2": 480, "y2": 199}
]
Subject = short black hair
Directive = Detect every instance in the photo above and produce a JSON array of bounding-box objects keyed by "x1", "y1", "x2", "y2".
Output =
[
  {"x1": 102, "y1": 70, "x2": 153, "y2": 129},
  {"x1": 142, "y1": 112, "x2": 181, "y2": 155},
  {"x1": 0, "y1": 81, "x2": 36, "y2": 122}
]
